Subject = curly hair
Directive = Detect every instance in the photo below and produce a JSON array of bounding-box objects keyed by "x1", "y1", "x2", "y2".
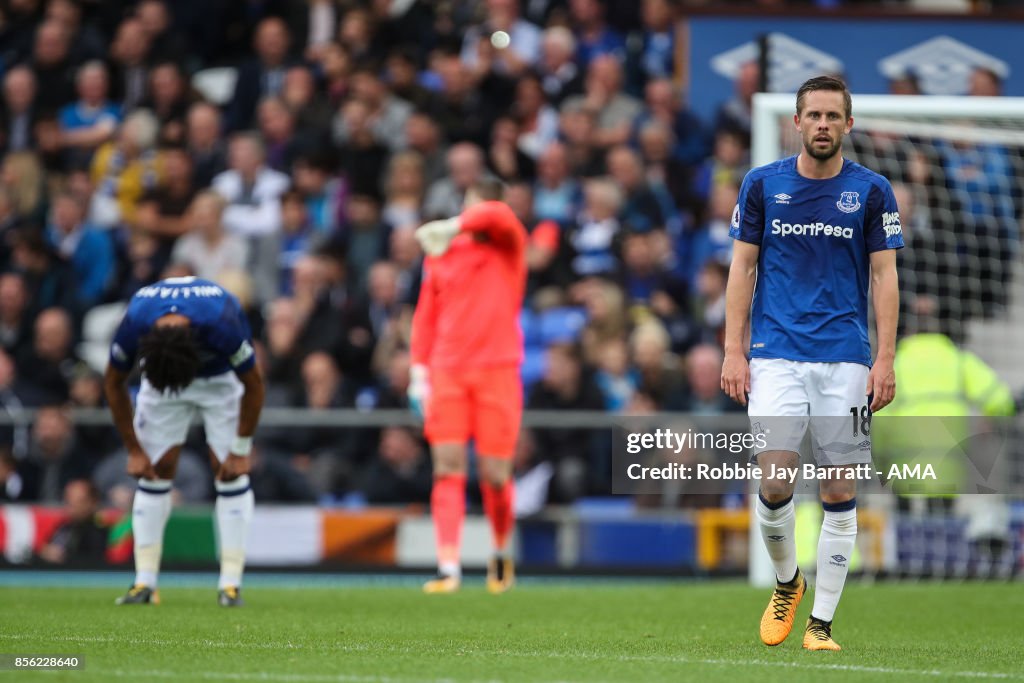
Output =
[{"x1": 139, "y1": 325, "x2": 200, "y2": 394}]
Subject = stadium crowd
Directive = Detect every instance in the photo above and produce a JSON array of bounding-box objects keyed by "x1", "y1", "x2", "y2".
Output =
[{"x1": 0, "y1": 0, "x2": 1018, "y2": 524}]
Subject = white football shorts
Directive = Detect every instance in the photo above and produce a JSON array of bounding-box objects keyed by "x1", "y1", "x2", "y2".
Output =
[
  {"x1": 748, "y1": 357, "x2": 872, "y2": 466},
  {"x1": 134, "y1": 371, "x2": 244, "y2": 463}
]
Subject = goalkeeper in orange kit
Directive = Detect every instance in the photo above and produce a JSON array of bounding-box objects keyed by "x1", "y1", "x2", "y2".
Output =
[{"x1": 410, "y1": 179, "x2": 527, "y2": 594}]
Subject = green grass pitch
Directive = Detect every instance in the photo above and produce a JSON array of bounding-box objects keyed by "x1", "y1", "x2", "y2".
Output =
[{"x1": 1, "y1": 578, "x2": 1022, "y2": 682}]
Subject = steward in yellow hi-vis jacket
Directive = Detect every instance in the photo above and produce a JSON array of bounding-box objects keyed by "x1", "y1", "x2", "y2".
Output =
[{"x1": 873, "y1": 332, "x2": 1015, "y2": 497}]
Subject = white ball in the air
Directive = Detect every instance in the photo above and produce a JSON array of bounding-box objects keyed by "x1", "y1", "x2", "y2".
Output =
[{"x1": 490, "y1": 31, "x2": 511, "y2": 50}]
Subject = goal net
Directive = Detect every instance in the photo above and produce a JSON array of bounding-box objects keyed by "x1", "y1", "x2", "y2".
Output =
[{"x1": 748, "y1": 94, "x2": 1024, "y2": 584}]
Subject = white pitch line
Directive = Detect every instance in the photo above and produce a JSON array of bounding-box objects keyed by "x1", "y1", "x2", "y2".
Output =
[{"x1": 2, "y1": 633, "x2": 1021, "y2": 681}]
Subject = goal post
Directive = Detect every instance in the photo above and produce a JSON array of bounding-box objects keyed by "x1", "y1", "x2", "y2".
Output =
[{"x1": 747, "y1": 93, "x2": 1024, "y2": 586}]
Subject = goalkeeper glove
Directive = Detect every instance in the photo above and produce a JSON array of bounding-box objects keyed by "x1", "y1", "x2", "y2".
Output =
[
  {"x1": 407, "y1": 364, "x2": 430, "y2": 419},
  {"x1": 414, "y1": 218, "x2": 460, "y2": 257}
]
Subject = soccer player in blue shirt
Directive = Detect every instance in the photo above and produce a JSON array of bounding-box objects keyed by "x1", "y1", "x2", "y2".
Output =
[
  {"x1": 721, "y1": 76, "x2": 903, "y2": 651},
  {"x1": 104, "y1": 277, "x2": 265, "y2": 607}
]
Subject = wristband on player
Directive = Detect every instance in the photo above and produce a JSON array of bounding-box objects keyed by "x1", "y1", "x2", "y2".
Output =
[{"x1": 231, "y1": 435, "x2": 253, "y2": 456}]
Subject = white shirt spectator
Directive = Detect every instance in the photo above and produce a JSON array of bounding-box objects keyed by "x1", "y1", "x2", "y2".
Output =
[{"x1": 212, "y1": 166, "x2": 290, "y2": 237}]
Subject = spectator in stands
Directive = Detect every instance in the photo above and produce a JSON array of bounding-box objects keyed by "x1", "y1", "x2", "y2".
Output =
[
  {"x1": 968, "y1": 66, "x2": 1003, "y2": 97},
  {"x1": 0, "y1": 151, "x2": 46, "y2": 223},
  {"x1": 345, "y1": 194, "x2": 389, "y2": 297},
  {"x1": 21, "y1": 406, "x2": 91, "y2": 502},
  {"x1": 0, "y1": 449, "x2": 28, "y2": 501},
  {"x1": 513, "y1": 73, "x2": 559, "y2": 162},
  {"x1": 424, "y1": 142, "x2": 487, "y2": 219},
  {"x1": 212, "y1": 132, "x2": 291, "y2": 237},
  {"x1": 388, "y1": 224, "x2": 423, "y2": 305},
  {"x1": 0, "y1": 349, "x2": 29, "y2": 461},
  {"x1": 693, "y1": 259, "x2": 728, "y2": 342},
  {"x1": 382, "y1": 151, "x2": 426, "y2": 228},
  {"x1": 247, "y1": 442, "x2": 317, "y2": 503},
  {"x1": 512, "y1": 428, "x2": 554, "y2": 516},
  {"x1": 108, "y1": 18, "x2": 153, "y2": 113},
  {"x1": 562, "y1": 55, "x2": 642, "y2": 151},
  {"x1": 680, "y1": 343, "x2": 740, "y2": 414},
  {"x1": 486, "y1": 116, "x2": 535, "y2": 182},
  {"x1": 579, "y1": 278, "x2": 628, "y2": 366},
  {"x1": 570, "y1": 0, "x2": 626, "y2": 67},
  {"x1": 19, "y1": 307, "x2": 81, "y2": 405},
  {"x1": 316, "y1": 41, "x2": 352, "y2": 110},
  {"x1": 133, "y1": 144, "x2": 198, "y2": 257},
  {"x1": 631, "y1": 320, "x2": 687, "y2": 409},
  {"x1": 527, "y1": 343, "x2": 605, "y2": 501},
  {"x1": 404, "y1": 112, "x2": 447, "y2": 185},
  {"x1": 505, "y1": 180, "x2": 568, "y2": 296},
  {"x1": 0, "y1": 66, "x2": 40, "y2": 154},
  {"x1": 637, "y1": 120, "x2": 699, "y2": 225},
  {"x1": 606, "y1": 145, "x2": 672, "y2": 233},
  {"x1": 337, "y1": 67, "x2": 411, "y2": 153},
  {"x1": 335, "y1": 98, "x2": 389, "y2": 200},
  {"x1": 559, "y1": 105, "x2": 603, "y2": 178},
  {"x1": 633, "y1": 0, "x2": 680, "y2": 89},
  {"x1": 9, "y1": 228, "x2": 78, "y2": 318},
  {"x1": 538, "y1": 26, "x2": 584, "y2": 106},
  {"x1": 461, "y1": 0, "x2": 541, "y2": 80},
  {"x1": 29, "y1": 20, "x2": 77, "y2": 112},
  {"x1": 638, "y1": 77, "x2": 709, "y2": 167},
  {"x1": 37, "y1": 479, "x2": 109, "y2": 564},
  {"x1": 281, "y1": 65, "x2": 334, "y2": 135},
  {"x1": 384, "y1": 48, "x2": 434, "y2": 112},
  {"x1": 533, "y1": 142, "x2": 580, "y2": 225},
  {"x1": 135, "y1": 0, "x2": 189, "y2": 66},
  {"x1": 428, "y1": 51, "x2": 494, "y2": 146},
  {"x1": 288, "y1": 351, "x2": 354, "y2": 497},
  {"x1": 275, "y1": 190, "x2": 321, "y2": 297},
  {"x1": 186, "y1": 102, "x2": 227, "y2": 188},
  {"x1": 89, "y1": 108, "x2": 163, "y2": 228},
  {"x1": 0, "y1": 273, "x2": 31, "y2": 359},
  {"x1": 292, "y1": 151, "x2": 346, "y2": 236},
  {"x1": 141, "y1": 62, "x2": 194, "y2": 146},
  {"x1": 684, "y1": 182, "x2": 737, "y2": 285},
  {"x1": 228, "y1": 17, "x2": 295, "y2": 131},
  {"x1": 93, "y1": 446, "x2": 211, "y2": 508},
  {"x1": 45, "y1": 0, "x2": 105, "y2": 66},
  {"x1": 692, "y1": 128, "x2": 749, "y2": 209},
  {"x1": 46, "y1": 192, "x2": 114, "y2": 309},
  {"x1": 59, "y1": 61, "x2": 120, "y2": 165},
  {"x1": 171, "y1": 190, "x2": 250, "y2": 281},
  {"x1": 257, "y1": 96, "x2": 303, "y2": 173},
  {"x1": 594, "y1": 337, "x2": 638, "y2": 411},
  {"x1": 359, "y1": 426, "x2": 432, "y2": 505},
  {"x1": 714, "y1": 60, "x2": 758, "y2": 138},
  {"x1": 568, "y1": 177, "x2": 623, "y2": 279}
]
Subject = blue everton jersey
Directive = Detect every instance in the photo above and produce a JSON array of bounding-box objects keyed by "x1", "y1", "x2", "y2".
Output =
[
  {"x1": 730, "y1": 156, "x2": 904, "y2": 366},
  {"x1": 110, "y1": 277, "x2": 255, "y2": 377}
]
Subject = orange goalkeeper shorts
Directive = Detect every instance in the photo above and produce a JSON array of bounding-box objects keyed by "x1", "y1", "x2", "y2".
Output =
[{"x1": 424, "y1": 365, "x2": 522, "y2": 458}]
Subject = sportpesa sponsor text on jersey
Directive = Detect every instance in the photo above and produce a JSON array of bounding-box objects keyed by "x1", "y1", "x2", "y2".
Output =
[{"x1": 730, "y1": 156, "x2": 905, "y2": 367}]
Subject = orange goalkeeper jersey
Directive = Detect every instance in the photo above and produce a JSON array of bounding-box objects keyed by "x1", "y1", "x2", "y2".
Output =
[{"x1": 411, "y1": 201, "x2": 527, "y2": 371}]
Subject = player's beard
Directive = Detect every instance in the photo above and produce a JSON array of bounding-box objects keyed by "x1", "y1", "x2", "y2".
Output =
[{"x1": 804, "y1": 133, "x2": 842, "y2": 161}]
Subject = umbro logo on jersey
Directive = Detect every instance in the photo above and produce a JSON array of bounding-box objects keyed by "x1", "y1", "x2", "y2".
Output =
[
  {"x1": 767, "y1": 535, "x2": 785, "y2": 542},
  {"x1": 858, "y1": 440, "x2": 871, "y2": 449},
  {"x1": 773, "y1": 193, "x2": 792, "y2": 204},
  {"x1": 830, "y1": 554, "x2": 847, "y2": 564}
]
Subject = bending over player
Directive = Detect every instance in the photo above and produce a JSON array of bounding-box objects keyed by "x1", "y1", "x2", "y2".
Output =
[
  {"x1": 410, "y1": 179, "x2": 527, "y2": 594},
  {"x1": 104, "y1": 275, "x2": 264, "y2": 607},
  {"x1": 721, "y1": 76, "x2": 903, "y2": 650}
]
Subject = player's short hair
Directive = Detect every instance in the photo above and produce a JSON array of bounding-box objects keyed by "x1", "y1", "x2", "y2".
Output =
[
  {"x1": 469, "y1": 178, "x2": 504, "y2": 202},
  {"x1": 796, "y1": 75, "x2": 852, "y2": 119},
  {"x1": 139, "y1": 324, "x2": 201, "y2": 394}
]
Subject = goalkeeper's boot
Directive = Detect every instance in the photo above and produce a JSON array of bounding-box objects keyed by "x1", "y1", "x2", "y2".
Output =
[
  {"x1": 218, "y1": 586, "x2": 244, "y2": 607},
  {"x1": 422, "y1": 573, "x2": 461, "y2": 594},
  {"x1": 115, "y1": 584, "x2": 160, "y2": 605},
  {"x1": 486, "y1": 555, "x2": 515, "y2": 594},
  {"x1": 803, "y1": 616, "x2": 841, "y2": 651},
  {"x1": 759, "y1": 569, "x2": 805, "y2": 645}
]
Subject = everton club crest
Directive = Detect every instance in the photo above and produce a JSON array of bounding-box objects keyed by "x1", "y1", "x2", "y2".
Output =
[{"x1": 836, "y1": 191, "x2": 861, "y2": 214}]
